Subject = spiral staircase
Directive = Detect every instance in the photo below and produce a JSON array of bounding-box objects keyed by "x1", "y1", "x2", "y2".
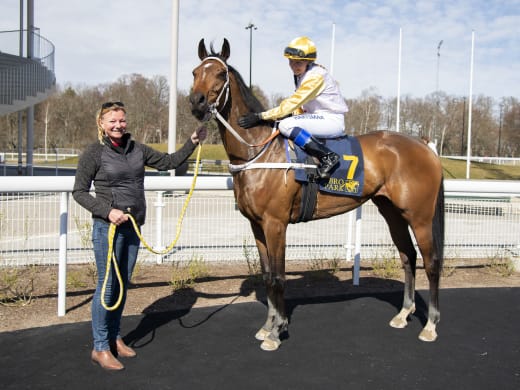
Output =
[{"x1": 0, "y1": 30, "x2": 56, "y2": 116}]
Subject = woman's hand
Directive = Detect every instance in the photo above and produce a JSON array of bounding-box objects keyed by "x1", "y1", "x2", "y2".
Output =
[
  {"x1": 108, "y1": 209, "x2": 129, "y2": 226},
  {"x1": 191, "y1": 125, "x2": 208, "y2": 144}
]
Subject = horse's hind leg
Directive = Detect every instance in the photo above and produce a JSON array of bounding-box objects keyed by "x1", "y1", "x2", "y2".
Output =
[
  {"x1": 373, "y1": 197, "x2": 417, "y2": 329},
  {"x1": 413, "y1": 224, "x2": 441, "y2": 342}
]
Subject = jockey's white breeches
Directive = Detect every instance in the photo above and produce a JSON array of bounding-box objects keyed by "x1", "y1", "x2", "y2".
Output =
[{"x1": 278, "y1": 112, "x2": 345, "y2": 138}]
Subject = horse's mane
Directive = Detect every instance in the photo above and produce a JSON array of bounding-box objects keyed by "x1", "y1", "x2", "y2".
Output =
[
  {"x1": 207, "y1": 43, "x2": 265, "y2": 113},
  {"x1": 228, "y1": 66, "x2": 265, "y2": 112}
]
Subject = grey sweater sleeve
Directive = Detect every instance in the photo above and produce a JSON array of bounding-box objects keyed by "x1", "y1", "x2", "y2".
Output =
[
  {"x1": 72, "y1": 144, "x2": 113, "y2": 220},
  {"x1": 140, "y1": 140, "x2": 197, "y2": 171}
]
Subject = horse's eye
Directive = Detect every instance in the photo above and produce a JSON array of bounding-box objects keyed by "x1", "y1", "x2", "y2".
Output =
[{"x1": 217, "y1": 71, "x2": 227, "y2": 81}]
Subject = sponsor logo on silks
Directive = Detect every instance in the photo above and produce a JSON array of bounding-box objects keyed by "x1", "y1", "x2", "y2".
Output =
[{"x1": 294, "y1": 114, "x2": 325, "y2": 120}]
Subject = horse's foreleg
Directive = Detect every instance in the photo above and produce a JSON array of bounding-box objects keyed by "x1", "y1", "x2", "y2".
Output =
[
  {"x1": 256, "y1": 272, "x2": 287, "y2": 351},
  {"x1": 249, "y1": 220, "x2": 288, "y2": 351}
]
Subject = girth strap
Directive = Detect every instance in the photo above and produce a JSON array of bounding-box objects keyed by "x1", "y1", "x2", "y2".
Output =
[{"x1": 295, "y1": 180, "x2": 318, "y2": 223}]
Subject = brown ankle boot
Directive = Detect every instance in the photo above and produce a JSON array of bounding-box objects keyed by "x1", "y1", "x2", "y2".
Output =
[
  {"x1": 91, "y1": 350, "x2": 124, "y2": 371},
  {"x1": 110, "y1": 338, "x2": 136, "y2": 358}
]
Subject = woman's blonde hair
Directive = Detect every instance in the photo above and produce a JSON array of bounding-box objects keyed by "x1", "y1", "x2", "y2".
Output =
[{"x1": 96, "y1": 102, "x2": 126, "y2": 143}]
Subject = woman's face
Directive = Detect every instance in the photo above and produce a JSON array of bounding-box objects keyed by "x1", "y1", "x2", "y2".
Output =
[
  {"x1": 100, "y1": 109, "x2": 127, "y2": 143},
  {"x1": 288, "y1": 59, "x2": 309, "y2": 76}
]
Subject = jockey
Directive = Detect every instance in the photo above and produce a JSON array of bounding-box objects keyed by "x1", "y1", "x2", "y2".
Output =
[{"x1": 238, "y1": 36, "x2": 348, "y2": 179}]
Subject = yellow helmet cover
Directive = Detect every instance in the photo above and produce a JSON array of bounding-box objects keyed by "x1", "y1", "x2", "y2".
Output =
[{"x1": 283, "y1": 36, "x2": 317, "y2": 60}]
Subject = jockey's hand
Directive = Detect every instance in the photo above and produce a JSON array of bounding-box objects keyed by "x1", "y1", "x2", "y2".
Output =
[{"x1": 238, "y1": 112, "x2": 262, "y2": 129}]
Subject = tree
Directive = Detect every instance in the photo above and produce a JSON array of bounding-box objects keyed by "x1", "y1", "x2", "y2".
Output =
[
  {"x1": 1, "y1": 74, "x2": 517, "y2": 162},
  {"x1": 501, "y1": 97, "x2": 520, "y2": 157},
  {"x1": 345, "y1": 88, "x2": 382, "y2": 135}
]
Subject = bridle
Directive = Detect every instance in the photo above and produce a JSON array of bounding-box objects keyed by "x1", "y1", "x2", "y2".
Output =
[
  {"x1": 202, "y1": 56, "x2": 230, "y2": 115},
  {"x1": 200, "y1": 56, "x2": 279, "y2": 149}
]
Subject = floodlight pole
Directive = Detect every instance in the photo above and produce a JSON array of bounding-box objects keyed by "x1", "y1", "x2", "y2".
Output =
[{"x1": 245, "y1": 22, "x2": 257, "y2": 89}]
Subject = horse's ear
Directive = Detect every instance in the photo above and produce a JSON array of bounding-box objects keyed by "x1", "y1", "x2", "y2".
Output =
[
  {"x1": 198, "y1": 39, "x2": 208, "y2": 60},
  {"x1": 220, "y1": 38, "x2": 230, "y2": 61}
]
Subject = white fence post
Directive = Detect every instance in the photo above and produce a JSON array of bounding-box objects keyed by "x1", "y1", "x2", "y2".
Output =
[
  {"x1": 155, "y1": 191, "x2": 165, "y2": 264},
  {"x1": 353, "y1": 207, "x2": 363, "y2": 286},
  {"x1": 57, "y1": 191, "x2": 68, "y2": 317}
]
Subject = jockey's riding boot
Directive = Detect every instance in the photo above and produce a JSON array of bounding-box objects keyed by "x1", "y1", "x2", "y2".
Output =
[
  {"x1": 289, "y1": 127, "x2": 340, "y2": 179},
  {"x1": 302, "y1": 138, "x2": 340, "y2": 179}
]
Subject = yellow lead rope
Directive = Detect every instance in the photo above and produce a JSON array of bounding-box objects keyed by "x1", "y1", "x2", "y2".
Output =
[{"x1": 101, "y1": 144, "x2": 203, "y2": 311}]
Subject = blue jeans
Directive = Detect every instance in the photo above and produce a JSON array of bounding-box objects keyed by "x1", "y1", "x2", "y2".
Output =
[{"x1": 91, "y1": 219, "x2": 140, "y2": 351}]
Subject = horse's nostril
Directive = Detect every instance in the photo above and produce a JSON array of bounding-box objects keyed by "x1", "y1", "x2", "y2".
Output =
[{"x1": 190, "y1": 92, "x2": 206, "y2": 108}]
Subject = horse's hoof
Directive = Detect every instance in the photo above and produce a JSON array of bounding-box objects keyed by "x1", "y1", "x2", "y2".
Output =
[
  {"x1": 419, "y1": 327, "x2": 437, "y2": 343},
  {"x1": 255, "y1": 328, "x2": 270, "y2": 341},
  {"x1": 389, "y1": 306, "x2": 415, "y2": 329},
  {"x1": 389, "y1": 315, "x2": 407, "y2": 329},
  {"x1": 260, "y1": 337, "x2": 281, "y2": 351},
  {"x1": 418, "y1": 329, "x2": 437, "y2": 342},
  {"x1": 419, "y1": 322, "x2": 438, "y2": 342}
]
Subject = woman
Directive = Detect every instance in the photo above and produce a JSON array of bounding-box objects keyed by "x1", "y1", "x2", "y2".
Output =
[
  {"x1": 238, "y1": 36, "x2": 348, "y2": 179},
  {"x1": 73, "y1": 101, "x2": 206, "y2": 370}
]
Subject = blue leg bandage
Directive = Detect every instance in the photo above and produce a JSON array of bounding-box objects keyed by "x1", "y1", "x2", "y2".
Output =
[{"x1": 290, "y1": 127, "x2": 312, "y2": 148}]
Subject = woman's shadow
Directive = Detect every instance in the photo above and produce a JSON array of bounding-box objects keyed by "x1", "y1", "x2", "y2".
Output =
[{"x1": 123, "y1": 276, "x2": 246, "y2": 349}]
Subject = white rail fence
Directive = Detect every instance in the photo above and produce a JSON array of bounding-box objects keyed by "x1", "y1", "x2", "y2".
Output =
[{"x1": 1, "y1": 177, "x2": 520, "y2": 316}]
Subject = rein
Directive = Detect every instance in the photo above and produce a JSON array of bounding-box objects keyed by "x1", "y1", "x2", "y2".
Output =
[
  {"x1": 210, "y1": 107, "x2": 280, "y2": 148},
  {"x1": 100, "y1": 144, "x2": 203, "y2": 311},
  {"x1": 203, "y1": 56, "x2": 280, "y2": 149}
]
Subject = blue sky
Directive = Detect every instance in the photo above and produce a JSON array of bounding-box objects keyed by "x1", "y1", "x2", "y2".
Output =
[{"x1": 1, "y1": 0, "x2": 518, "y2": 100}]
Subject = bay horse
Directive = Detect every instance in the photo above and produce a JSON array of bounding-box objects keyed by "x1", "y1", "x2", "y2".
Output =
[{"x1": 189, "y1": 38, "x2": 444, "y2": 351}]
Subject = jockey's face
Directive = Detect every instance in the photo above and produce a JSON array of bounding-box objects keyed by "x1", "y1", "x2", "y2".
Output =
[{"x1": 289, "y1": 59, "x2": 310, "y2": 76}]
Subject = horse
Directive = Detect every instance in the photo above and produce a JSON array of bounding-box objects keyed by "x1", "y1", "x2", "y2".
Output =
[{"x1": 189, "y1": 38, "x2": 445, "y2": 351}]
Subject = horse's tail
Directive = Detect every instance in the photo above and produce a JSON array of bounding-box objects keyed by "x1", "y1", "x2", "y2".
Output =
[{"x1": 432, "y1": 177, "x2": 445, "y2": 270}]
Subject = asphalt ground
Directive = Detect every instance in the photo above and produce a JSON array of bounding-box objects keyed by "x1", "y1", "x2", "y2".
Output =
[{"x1": 1, "y1": 287, "x2": 519, "y2": 390}]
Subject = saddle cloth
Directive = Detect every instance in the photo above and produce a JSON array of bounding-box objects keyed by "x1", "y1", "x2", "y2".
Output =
[{"x1": 291, "y1": 135, "x2": 365, "y2": 197}]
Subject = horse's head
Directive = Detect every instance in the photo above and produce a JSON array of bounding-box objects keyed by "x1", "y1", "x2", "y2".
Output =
[{"x1": 190, "y1": 38, "x2": 231, "y2": 122}]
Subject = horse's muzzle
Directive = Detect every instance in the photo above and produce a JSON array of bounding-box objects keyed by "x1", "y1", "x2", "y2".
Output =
[{"x1": 189, "y1": 92, "x2": 211, "y2": 121}]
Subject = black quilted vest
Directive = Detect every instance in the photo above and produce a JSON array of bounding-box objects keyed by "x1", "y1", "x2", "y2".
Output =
[{"x1": 101, "y1": 139, "x2": 146, "y2": 225}]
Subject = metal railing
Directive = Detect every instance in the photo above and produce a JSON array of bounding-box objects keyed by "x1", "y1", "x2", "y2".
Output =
[
  {"x1": 1, "y1": 176, "x2": 519, "y2": 265},
  {"x1": 1, "y1": 176, "x2": 520, "y2": 316},
  {"x1": 0, "y1": 29, "x2": 56, "y2": 114}
]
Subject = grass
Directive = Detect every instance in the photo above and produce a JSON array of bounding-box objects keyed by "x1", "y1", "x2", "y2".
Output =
[
  {"x1": 441, "y1": 158, "x2": 520, "y2": 180},
  {"x1": 485, "y1": 254, "x2": 516, "y2": 277},
  {"x1": 370, "y1": 249, "x2": 402, "y2": 279},
  {"x1": 242, "y1": 238, "x2": 261, "y2": 277},
  {"x1": 169, "y1": 255, "x2": 210, "y2": 291},
  {"x1": 305, "y1": 251, "x2": 342, "y2": 279},
  {"x1": 0, "y1": 266, "x2": 35, "y2": 306}
]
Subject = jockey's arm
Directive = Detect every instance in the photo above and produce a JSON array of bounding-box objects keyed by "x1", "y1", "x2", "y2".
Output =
[{"x1": 260, "y1": 74, "x2": 325, "y2": 120}]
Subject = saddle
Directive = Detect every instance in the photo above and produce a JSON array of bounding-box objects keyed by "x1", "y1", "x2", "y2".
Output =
[{"x1": 286, "y1": 135, "x2": 365, "y2": 222}]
